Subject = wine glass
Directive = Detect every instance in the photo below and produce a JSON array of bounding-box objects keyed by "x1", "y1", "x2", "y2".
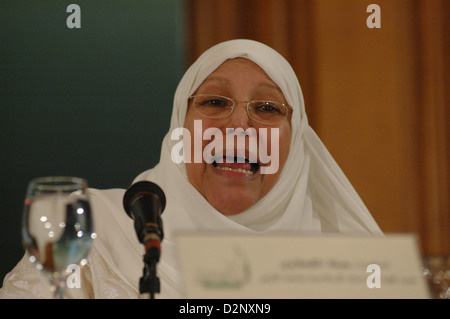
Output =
[{"x1": 22, "y1": 176, "x2": 95, "y2": 299}]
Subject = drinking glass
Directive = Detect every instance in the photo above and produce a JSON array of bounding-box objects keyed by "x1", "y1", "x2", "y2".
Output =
[{"x1": 22, "y1": 176, "x2": 95, "y2": 299}]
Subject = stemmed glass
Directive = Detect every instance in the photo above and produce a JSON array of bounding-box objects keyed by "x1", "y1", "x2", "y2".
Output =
[{"x1": 22, "y1": 176, "x2": 95, "y2": 299}]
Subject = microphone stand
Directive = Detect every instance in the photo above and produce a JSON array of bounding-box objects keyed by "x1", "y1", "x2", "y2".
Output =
[
  {"x1": 123, "y1": 181, "x2": 166, "y2": 300},
  {"x1": 140, "y1": 248, "x2": 160, "y2": 299},
  {"x1": 138, "y1": 222, "x2": 163, "y2": 299}
]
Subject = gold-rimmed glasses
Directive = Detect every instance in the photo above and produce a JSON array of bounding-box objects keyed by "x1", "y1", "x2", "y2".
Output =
[{"x1": 189, "y1": 94, "x2": 292, "y2": 125}]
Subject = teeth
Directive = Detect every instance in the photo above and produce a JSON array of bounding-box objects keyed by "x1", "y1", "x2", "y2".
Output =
[{"x1": 215, "y1": 166, "x2": 255, "y2": 175}]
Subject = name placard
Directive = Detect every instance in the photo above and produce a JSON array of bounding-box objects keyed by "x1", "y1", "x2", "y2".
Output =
[{"x1": 175, "y1": 233, "x2": 430, "y2": 299}]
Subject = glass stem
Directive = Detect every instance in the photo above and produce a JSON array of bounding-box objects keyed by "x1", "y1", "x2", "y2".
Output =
[{"x1": 52, "y1": 282, "x2": 66, "y2": 299}]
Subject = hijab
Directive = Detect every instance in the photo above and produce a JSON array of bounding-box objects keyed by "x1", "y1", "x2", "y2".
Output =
[{"x1": 134, "y1": 39, "x2": 382, "y2": 236}]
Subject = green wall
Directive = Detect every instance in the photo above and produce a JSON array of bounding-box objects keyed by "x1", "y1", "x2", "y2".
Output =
[{"x1": 0, "y1": 0, "x2": 186, "y2": 285}]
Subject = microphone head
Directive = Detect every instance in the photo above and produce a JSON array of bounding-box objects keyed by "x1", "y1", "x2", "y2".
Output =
[{"x1": 123, "y1": 181, "x2": 166, "y2": 217}]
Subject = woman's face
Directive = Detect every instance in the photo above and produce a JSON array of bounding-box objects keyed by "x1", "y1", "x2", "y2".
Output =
[{"x1": 184, "y1": 58, "x2": 292, "y2": 215}]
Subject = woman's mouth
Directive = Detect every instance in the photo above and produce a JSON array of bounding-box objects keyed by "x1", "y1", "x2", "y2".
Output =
[{"x1": 212, "y1": 156, "x2": 260, "y2": 175}]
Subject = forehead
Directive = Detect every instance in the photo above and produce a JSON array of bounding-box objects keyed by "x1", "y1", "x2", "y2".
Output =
[{"x1": 197, "y1": 58, "x2": 284, "y2": 96}]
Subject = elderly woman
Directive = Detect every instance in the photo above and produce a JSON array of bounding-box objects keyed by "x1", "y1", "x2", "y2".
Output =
[{"x1": 0, "y1": 39, "x2": 381, "y2": 299}]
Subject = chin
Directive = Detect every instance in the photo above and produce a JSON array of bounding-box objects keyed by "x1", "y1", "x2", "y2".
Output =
[{"x1": 206, "y1": 188, "x2": 259, "y2": 216}]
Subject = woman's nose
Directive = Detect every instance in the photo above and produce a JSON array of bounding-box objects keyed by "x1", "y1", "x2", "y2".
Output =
[{"x1": 227, "y1": 102, "x2": 251, "y2": 129}]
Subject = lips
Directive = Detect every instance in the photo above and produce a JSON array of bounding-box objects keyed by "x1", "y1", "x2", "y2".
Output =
[{"x1": 212, "y1": 156, "x2": 260, "y2": 175}]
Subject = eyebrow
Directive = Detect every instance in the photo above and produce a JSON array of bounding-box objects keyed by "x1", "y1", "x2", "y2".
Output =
[{"x1": 257, "y1": 82, "x2": 284, "y2": 94}]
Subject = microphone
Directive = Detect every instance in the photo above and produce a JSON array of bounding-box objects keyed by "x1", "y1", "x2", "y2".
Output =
[
  {"x1": 123, "y1": 181, "x2": 166, "y2": 258},
  {"x1": 123, "y1": 181, "x2": 166, "y2": 298}
]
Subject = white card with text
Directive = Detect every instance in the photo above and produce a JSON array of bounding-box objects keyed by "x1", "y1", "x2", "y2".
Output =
[{"x1": 175, "y1": 233, "x2": 430, "y2": 299}]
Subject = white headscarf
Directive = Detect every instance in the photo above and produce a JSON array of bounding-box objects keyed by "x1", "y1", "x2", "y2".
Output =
[{"x1": 134, "y1": 39, "x2": 382, "y2": 236}]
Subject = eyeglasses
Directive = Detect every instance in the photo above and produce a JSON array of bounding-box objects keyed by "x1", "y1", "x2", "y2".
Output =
[{"x1": 188, "y1": 94, "x2": 292, "y2": 125}]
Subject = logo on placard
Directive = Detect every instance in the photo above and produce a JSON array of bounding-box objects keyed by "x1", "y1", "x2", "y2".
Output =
[{"x1": 196, "y1": 245, "x2": 251, "y2": 289}]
